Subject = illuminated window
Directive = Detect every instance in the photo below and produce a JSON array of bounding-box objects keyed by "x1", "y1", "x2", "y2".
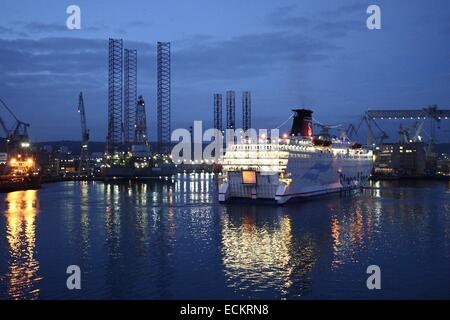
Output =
[{"x1": 242, "y1": 170, "x2": 257, "y2": 184}]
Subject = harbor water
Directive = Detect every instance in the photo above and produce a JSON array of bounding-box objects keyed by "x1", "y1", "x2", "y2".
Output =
[{"x1": 0, "y1": 174, "x2": 449, "y2": 299}]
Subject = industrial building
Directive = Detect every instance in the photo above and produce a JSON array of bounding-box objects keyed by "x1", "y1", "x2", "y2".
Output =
[
  {"x1": 373, "y1": 143, "x2": 429, "y2": 177},
  {"x1": 367, "y1": 106, "x2": 450, "y2": 178},
  {"x1": 437, "y1": 154, "x2": 450, "y2": 176}
]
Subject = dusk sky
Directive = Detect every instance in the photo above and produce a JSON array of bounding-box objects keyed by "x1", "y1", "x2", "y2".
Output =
[{"x1": 0, "y1": 0, "x2": 449, "y2": 142}]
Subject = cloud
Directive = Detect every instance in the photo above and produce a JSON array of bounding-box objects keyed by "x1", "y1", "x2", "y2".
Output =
[
  {"x1": 20, "y1": 22, "x2": 65, "y2": 33},
  {"x1": 313, "y1": 20, "x2": 361, "y2": 38},
  {"x1": 3, "y1": 1, "x2": 446, "y2": 140},
  {"x1": 126, "y1": 20, "x2": 153, "y2": 28},
  {"x1": 0, "y1": 37, "x2": 155, "y2": 78},
  {"x1": 0, "y1": 26, "x2": 336, "y2": 89},
  {"x1": 5, "y1": 20, "x2": 135, "y2": 37},
  {"x1": 0, "y1": 38, "x2": 106, "y2": 80},
  {"x1": 173, "y1": 31, "x2": 336, "y2": 83},
  {"x1": 0, "y1": 25, "x2": 28, "y2": 37},
  {"x1": 322, "y1": 2, "x2": 367, "y2": 17},
  {"x1": 266, "y1": 4, "x2": 361, "y2": 39},
  {"x1": 266, "y1": 6, "x2": 310, "y2": 28},
  {"x1": 0, "y1": 29, "x2": 337, "y2": 140}
]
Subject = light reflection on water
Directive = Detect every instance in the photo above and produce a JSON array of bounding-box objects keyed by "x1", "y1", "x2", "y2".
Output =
[
  {"x1": 220, "y1": 207, "x2": 296, "y2": 297},
  {"x1": 3, "y1": 190, "x2": 41, "y2": 300},
  {"x1": 0, "y1": 175, "x2": 450, "y2": 299}
]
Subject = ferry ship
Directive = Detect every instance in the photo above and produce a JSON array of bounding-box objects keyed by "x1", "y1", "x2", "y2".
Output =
[{"x1": 218, "y1": 109, "x2": 373, "y2": 204}]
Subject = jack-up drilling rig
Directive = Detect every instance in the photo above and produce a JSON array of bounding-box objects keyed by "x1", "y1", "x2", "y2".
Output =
[{"x1": 77, "y1": 92, "x2": 90, "y2": 175}]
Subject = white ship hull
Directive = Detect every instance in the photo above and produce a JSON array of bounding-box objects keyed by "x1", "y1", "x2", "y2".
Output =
[
  {"x1": 218, "y1": 109, "x2": 373, "y2": 204},
  {"x1": 219, "y1": 153, "x2": 372, "y2": 204}
]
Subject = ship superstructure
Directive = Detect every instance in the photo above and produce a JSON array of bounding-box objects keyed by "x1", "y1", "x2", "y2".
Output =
[{"x1": 218, "y1": 109, "x2": 373, "y2": 204}]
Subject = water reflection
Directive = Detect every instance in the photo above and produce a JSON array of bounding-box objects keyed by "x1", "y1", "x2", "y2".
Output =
[
  {"x1": 1, "y1": 177, "x2": 449, "y2": 299},
  {"x1": 173, "y1": 173, "x2": 213, "y2": 203},
  {"x1": 330, "y1": 199, "x2": 366, "y2": 268},
  {"x1": 4, "y1": 190, "x2": 40, "y2": 300},
  {"x1": 220, "y1": 205, "x2": 317, "y2": 298},
  {"x1": 80, "y1": 182, "x2": 90, "y2": 257},
  {"x1": 100, "y1": 180, "x2": 178, "y2": 298}
]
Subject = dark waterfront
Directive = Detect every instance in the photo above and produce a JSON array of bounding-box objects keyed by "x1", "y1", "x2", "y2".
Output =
[{"x1": 0, "y1": 174, "x2": 449, "y2": 299}]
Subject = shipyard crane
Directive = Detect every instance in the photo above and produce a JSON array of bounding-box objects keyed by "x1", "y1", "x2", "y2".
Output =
[
  {"x1": 397, "y1": 120, "x2": 427, "y2": 144},
  {"x1": 411, "y1": 120, "x2": 426, "y2": 142},
  {"x1": 342, "y1": 123, "x2": 358, "y2": 141},
  {"x1": 364, "y1": 115, "x2": 389, "y2": 146},
  {"x1": 0, "y1": 97, "x2": 35, "y2": 175},
  {"x1": 336, "y1": 114, "x2": 388, "y2": 146},
  {"x1": 398, "y1": 124, "x2": 412, "y2": 144},
  {"x1": 313, "y1": 120, "x2": 342, "y2": 140},
  {"x1": 0, "y1": 112, "x2": 8, "y2": 137},
  {"x1": 77, "y1": 92, "x2": 90, "y2": 175},
  {"x1": 0, "y1": 97, "x2": 31, "y2": 154},
  {"x1": 365, "y1": 105, "x2": 450, "y2": 161},
  {"x1": 366, "y1": 105, "x2": 450, "y2": 139}
]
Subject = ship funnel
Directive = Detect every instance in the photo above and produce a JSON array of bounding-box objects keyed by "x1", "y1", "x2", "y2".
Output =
[{"x1": 290, "y1": 109, "x2": 313, "y2": 137}]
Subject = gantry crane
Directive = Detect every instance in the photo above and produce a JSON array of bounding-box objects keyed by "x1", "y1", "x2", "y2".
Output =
[
  {"x1": 364, "y1": 115, "x2": 389, "y2": 146},
  {"x1": 0, "y1": 98, "x2": 31, "y2": 154},
  {"x1": 0, "y1": 97, "x2": 34, "y2": 175},
  {"x1": 341, "y1": 105, "x2": 450, "y2": 148},
  {"x1": 77, "y1": 92, "x2": 90, "y2": 175},
  {"x1": 397, "y1": 120, "x2": 427, "y2": 144},
  {"x1": 366, "y1": 105, "x2": 450, "y2": 142}
]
